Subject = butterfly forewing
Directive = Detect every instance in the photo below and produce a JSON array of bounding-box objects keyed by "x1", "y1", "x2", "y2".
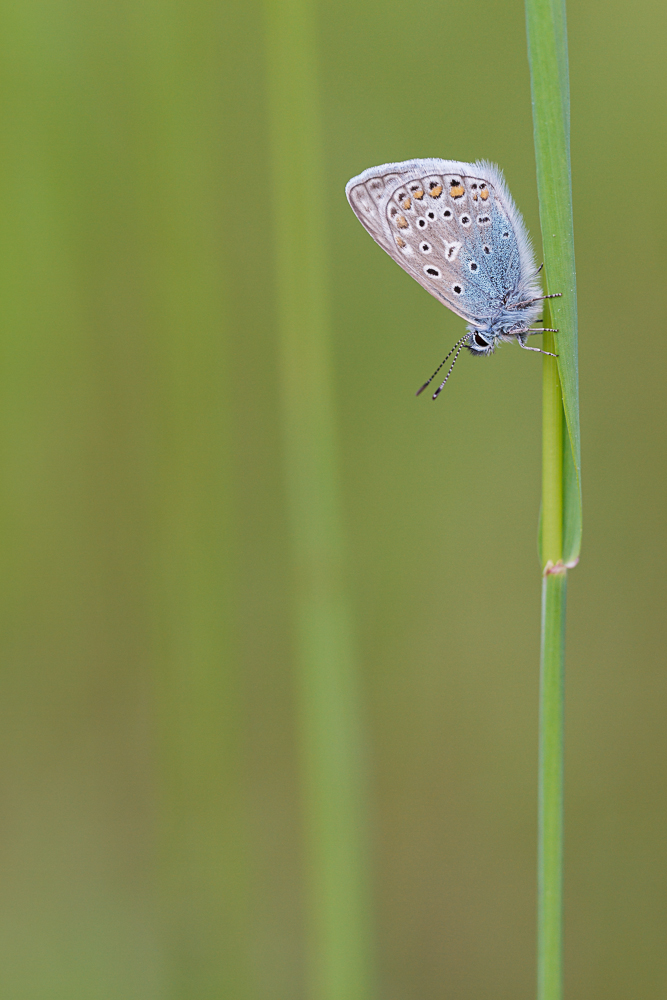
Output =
[{"x1": 346, "y1": 158, "x2": 534, "y2": 327}]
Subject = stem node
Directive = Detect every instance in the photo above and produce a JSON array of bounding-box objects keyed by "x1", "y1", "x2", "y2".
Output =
[{"x1": 543, "y1": 560, "x2": 567, "y2": 577}]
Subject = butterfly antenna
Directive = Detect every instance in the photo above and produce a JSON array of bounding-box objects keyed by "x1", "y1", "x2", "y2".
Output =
[
  {"x1": 432, "y1": 339, "x2": 465, "y2": 399},
  {"x1": 415, "y1": 335, "x2": 467, "y2": 396}
]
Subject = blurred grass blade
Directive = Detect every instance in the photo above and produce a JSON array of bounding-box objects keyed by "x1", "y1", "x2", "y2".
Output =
[
  {"x1": 139, "y1": 4, "x2": 254, "y2": 995},
  {"x1": 263, "y1": 2, "x2": 374, "y2": 999},
  {"x1": 0, "y1": 1, "x2": 252, "y2": 994},
  {"x1": 526, "y1": 0, "x2": 582, "y2": 567}
]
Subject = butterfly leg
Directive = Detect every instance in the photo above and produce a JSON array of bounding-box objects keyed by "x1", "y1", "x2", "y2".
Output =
[
  {"x1": 509, "y1": 292, "x2": 563, "y2": 310},
  {"x1": 516, "y1": 335, "x2": 558, "y2": 357}
]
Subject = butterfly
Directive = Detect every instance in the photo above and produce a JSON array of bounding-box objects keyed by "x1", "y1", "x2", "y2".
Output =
[{"x1": 345, "y1": 159, "x2": 561, "y2": 398}]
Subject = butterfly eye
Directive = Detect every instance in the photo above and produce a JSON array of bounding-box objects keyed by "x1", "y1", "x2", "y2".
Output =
[{"x1": 473, "y1": 333, "x2": 489, "y2": 348}]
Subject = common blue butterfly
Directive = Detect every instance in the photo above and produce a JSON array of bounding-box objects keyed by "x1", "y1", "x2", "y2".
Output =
[{"x1": 346, "y1": 159, "x2": 561, "y2": 398}]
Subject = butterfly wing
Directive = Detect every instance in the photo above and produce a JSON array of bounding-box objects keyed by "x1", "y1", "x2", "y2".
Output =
[{"x1": 346, "y1": 158, "x2": 540, "y2": 326}]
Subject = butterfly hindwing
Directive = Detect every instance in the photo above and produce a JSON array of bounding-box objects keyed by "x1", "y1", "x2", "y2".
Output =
[{"x1": 346, "y1": 158, "x2": 539, "y2": 327}]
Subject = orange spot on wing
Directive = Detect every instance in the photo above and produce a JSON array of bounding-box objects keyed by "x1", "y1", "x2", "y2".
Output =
[
  {"x1": 396, "y1": 215, "x2": 408, "y2": 228},
  {"x1": 402, "y1": 197, "x2": 411, "y2": 210},
  {"x1": 472, "y1": 192, "x2": 478, "y2": 201},
  {"x1": 450, "y1": 185, "x2": 465, "y2": 199},
  {"x1": 429, "y1": 184, "x2": 443, "y2": 198},
  {"x1": 395, "y1": 235, "x2": 406, "y2": 248},
  {"x1": 413, "y1": 189, "x2": 424, "y2": 200},
  {"x1": 480, "y1": 188, "x2": 489, "y2": 200}
]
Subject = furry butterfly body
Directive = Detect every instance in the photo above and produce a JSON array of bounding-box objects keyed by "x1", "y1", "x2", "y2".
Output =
[{"x1": 346, "y1": 159, "x2": 559, "y2": 388}]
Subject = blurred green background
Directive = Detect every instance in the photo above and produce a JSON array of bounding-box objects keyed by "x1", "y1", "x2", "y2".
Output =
[{"x1": 0, "y1": 0, "x2": 665, "y2": 997}]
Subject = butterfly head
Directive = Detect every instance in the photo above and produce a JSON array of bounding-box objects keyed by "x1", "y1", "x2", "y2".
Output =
[{"x1": 466, "y1": 329, "x2": 497, "y2": 356}]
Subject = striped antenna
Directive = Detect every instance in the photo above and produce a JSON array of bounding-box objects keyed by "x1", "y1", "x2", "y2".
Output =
[
  {"x1": 415, "y1": 335, "x2": 467, "y2": 397},
  {"x1": 432, "y1": 339, "x2": 465, "y2": 399}
]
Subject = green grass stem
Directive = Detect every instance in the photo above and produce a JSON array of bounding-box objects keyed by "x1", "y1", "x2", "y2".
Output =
[
  {"x1": 525, "y1": 1, "x2": 581, "y2": 998},
  {"x1": 538, "y1": 571, "x2": 566, "y2": 1000},
  {"x1": 541, "y1": 326, "x2": 563, "y2": 566},
  {"x1": 526, "y1": 0, "x2": 581, "y2": 570},
  {"x1": 263, "y1": 2, "x2": 374, "y2": 999}
]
